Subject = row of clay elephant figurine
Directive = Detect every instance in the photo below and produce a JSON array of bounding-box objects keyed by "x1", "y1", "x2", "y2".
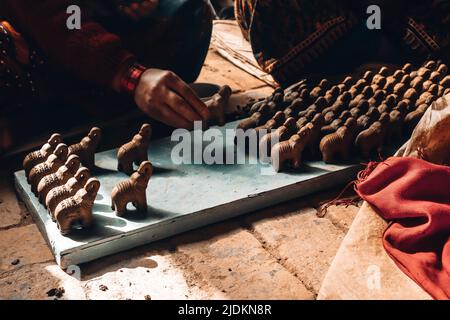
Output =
[
  {"x1": 21, "y1": 85, "x2": 234, "y2": 235},
  {"x1": 238, "y1": 60, "x2": 449, "y2": 172},
  {"x1": 23, "y1": 128, "x2": 102, "y2": 235},
  {"x1": 22, "y1": 124, "x2": 154, "y2": 235}
]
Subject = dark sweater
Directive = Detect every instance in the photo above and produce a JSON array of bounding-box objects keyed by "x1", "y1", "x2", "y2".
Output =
[{"x1": 0, "y1": 0, "x2": 135, "y2": 88}]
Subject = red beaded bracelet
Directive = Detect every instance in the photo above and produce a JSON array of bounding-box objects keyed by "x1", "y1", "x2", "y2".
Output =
[{"x1": 119, "y1": 62, "x2": 147, "y2": 95}]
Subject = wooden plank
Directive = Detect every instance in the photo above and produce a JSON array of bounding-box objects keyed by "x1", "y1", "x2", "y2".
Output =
[{"x1": 14, "y1": 120, "x2": 361, "y2": 268}]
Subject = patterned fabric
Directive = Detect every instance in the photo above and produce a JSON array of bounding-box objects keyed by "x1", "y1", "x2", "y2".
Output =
[
  {"x1": 0, "y1": 0, "x2": 212, "y2": 112},
  {"x1": 235, "y1": 0, "x2": 450, "y2": 86},
  {"x1": 401, "y1": 1, "x2": 450, "y2": 58},
  {"x1": 0, "y1": 0, "x2": 213, "y2": 154},
  {"x1": 0, "y1": 21, "x2": 46, "y2": 112}
]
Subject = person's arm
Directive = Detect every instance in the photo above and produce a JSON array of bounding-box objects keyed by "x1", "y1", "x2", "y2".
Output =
[
  {"x1": 4, "y1": 0, "x2": 134, "y2": 88},
  {"x1": 4, "y1": 0, "x2": 210, "y2": 129}
]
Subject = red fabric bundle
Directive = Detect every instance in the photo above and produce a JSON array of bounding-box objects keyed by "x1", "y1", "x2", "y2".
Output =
[{"x1": 356, "y1": 157, "x2": 450, "y2": 300}]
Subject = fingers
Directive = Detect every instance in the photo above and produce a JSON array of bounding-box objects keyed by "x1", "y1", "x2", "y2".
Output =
[
  {"x1": 166, "y1": 73, "x2": 211, "y2": 121},
  {"x1": 166, "y1": 90, "x2": 203, "y2": 123}
]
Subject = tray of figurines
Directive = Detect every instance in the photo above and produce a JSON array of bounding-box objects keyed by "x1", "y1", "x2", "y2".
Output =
[{"x1": 14, "y1": 60, "x2": 448, "y2": 267}]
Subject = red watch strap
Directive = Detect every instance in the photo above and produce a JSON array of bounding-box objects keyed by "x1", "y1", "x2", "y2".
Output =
[{"x1": 119, "y1": 62, "x2": 147, "y2": 95}]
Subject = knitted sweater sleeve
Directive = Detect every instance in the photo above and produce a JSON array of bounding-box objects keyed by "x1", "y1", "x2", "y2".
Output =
[{"x1": 3, "y1": 0, "x2": 135, "y2": 88}]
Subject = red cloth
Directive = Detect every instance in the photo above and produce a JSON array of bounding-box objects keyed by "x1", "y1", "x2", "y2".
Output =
[
  {"x1": 0, "y1": 0, "x2": 134, "y2": 88},
  {"x1": 356, "y1": 157, "x2": 450, "y2": 300}
]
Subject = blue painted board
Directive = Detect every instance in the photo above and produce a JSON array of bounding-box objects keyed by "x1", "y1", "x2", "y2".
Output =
[{"x1": 14, "y1": 120, "x2": 360, "y2": 268}]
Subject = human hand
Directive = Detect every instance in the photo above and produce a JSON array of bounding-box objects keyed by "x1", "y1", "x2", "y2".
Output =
[{"x1": 134, "y1": 69, "x2": 210, "y2": 129}]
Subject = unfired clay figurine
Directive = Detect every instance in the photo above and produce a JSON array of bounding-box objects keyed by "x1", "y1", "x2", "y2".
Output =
[
  {"x1": 54, "y1": 178, "x2": 100, "y2": 235},
  {"x1": 46, "y1": 167, "x2": 91, "y2": 218},
  {"x1": 259, "y1": 117, "x2": 297, "y2": 157},
  {"x1": 393, "y1": 83, "x2": 406, "y2": 95},
  {"x1": 441, "y1": 75, "x2": 450, "y2": 88},
  {"x1": 309, "y1": 87, "x2": 322, "y2": 100},
  {"x1": 355, "y1": 113, "x2": 390, "y2": 157},
  {"x1": 321, "y1": 92, "x2": 351, "y2": 115},
  {"x1": 400, "y1": 74, "x2": 412, "y2": 86},
  {"x1": 111, "y1": 161, "x2": 153, "y2": 216},
  {"x1": 305, "y1": 114, "x2": 324, "y2": 156},
  {"x1": 324, "y1": 86, "x2": 340, "y2": 104},
  {"x1": 284, "y1": 98, "x2": 306, "y2": 118},
  {"x1": 237, "y1": 104, "x2": 271, "y2": 131},
  {"x1": 437, "y1": 64, "x2": 448, "y2": 75},
  {"x1": 206, "y1": 85, "x2": 232, "y2": 126},
  {"x1": 255, "y1": 111, "x2": 285, "y2": 134},
  {"x1": 410, "y1": 76, "x2": 424, "y2": 91},
  {"x1": 29, "y1": 144, "x2": 69, "y2": 194},
  {"x1": 357, "y1": 107, "x2": 380, "y2": 131},
  {"x1": 423, "y1": 60, "x2": 436, "y2": 69},
  {"x1": 429, "y1": 71, "x2": 442, "y2": 83},
  {"x1": 323, "y1": 110, "x2": 336, "y2": 124},
  {"x1": 417, "y1": 67, "x2": 431, "y2": 79},
  {"x1": 416, "y1": 91, "x2": 434, "y2": 107},
  {"x1": 320, "y1": 118, "x2": 357, "y2": 163},
  {"x1": 321, "y1": 118, "x2": 344, "y2": 135},
  {"x1": 338, "y1": 76, "x2": 353, "y2": 92},
  {"x1": 378, "y1": 66, "x2": 390, "y2": 77},
  {"x1": 368, "y1": 90, "x2": 385, "y2": 107},
  {"x1": 37, "y1": 155, "x2": 81, "y2": 203},
  {"x1": 299, "y1": 98, "x2": 327, "y2": 116},
  {"x1": 403, "y1": 88, "x2": 418, "y2": 102},
  {"x1": 69, "y1": 127, "x2": 102, "y2": 169},
  {"x1": 23, "y1": 133, "x2": 63, "y2": 181},
  {"x1": 271, "y1": 125, "x2": 312, "y2": 172},
  {"x1": 387, "y1": 109, "x2": 405, "y2": 141},
  {"x1": 117, "y1": 123, "x2": 152, "y2": 175},
  {"x1": 363, "y1": 71, "x2": 374, "y2": 82},
  {"x1": 402, "y1": 63, "x2": 413, "y2": 73},
  {"x1": 404, "y1": 104, "x2": 429, "y2": 132}
]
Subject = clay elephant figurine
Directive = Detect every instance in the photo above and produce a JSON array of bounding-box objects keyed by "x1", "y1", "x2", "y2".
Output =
[
  {"x1": 271, "y1": 125, "x2": 312, "y2": 172},
  {"x1": 206, "y1": 85, "x2": 232, "y2": 126},
  {"x1": 54, "y1": 178, "x2": 100, "y2": 235},
  {"x1": 46, "y1": 167, "x2": 91, "y2": 219},
  {"x1": 23, "y1": 133, "x2": 63, "y2": 182},
  {"x1": 29, "y1": 144, "x2": 69, "y2": 194},
  {"x1": 69, "y1": 127, "x2": 102, "y2": 169},
  {"x1": 320, "y1": 118, "x2": 357, "y2": 163},
  {"x1": 117, "y1": 124, "x2": 152, "y2": 175},
  {"x1": 111, "y1": 161, "x2": 153, "y2": 216},
  {"x1": 355, "y1": 113, "x2": 390, "y2": 158},
  {"x1": 37, "y1": 155, "x2": 81, "y2": 204}
]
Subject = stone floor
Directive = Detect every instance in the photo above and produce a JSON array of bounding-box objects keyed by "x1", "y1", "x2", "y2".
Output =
[{"x1": 0, "y1": 48, "x2": 360, "y2": 300}]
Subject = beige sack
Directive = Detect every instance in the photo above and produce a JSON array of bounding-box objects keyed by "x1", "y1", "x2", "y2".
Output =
[
  {"x1": 318, "y1": 95, "x2": 450, "y2": 300},
  {"x1": 317, "y1": 202, "x2": 432, "y2": 300},
  {"x1": 396, "y1": 93, "x2": 450, "y2": 165}
]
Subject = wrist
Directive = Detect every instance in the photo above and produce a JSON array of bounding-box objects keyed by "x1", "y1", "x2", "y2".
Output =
[{"x1": 114, "y1": 61, "x2": 147, "y2": 95}]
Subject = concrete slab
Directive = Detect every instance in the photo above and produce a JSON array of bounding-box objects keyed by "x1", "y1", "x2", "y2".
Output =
[
  {"x1": 244, "y1": 203, "x2": 346, "y2": 294},
  {"x1": 0, "y1": 173, "x2": 23, "y2": 229},
  {"x1": 0, "y1": 224, "x2": 53, "y2": 272}
]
